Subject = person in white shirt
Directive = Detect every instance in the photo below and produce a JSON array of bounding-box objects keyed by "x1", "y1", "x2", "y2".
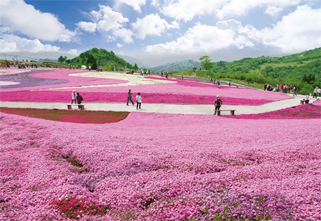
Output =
[
  {"x1": 136, "y1": 92, "x2": 142, "y2": 110},
  {"x1": 313, "y1": 87, "x2": 319, "y2": 98},
  {"x1": 71, "y1": 90, "x2": 77, "y2": 104}
]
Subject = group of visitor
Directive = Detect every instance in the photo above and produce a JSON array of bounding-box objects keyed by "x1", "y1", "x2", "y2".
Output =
[
  {"x1": 68, "y1": 64, "x2": 75, "y2": 70},
  {"x1": 3, "y1": 60, "x2": 10, "y2": 68},
  {"x1": 210, "y1": 78, "x2": 221, "y2": 85},
  {"x1": 160, "y1": 71, "x2": 171, "y2": 78},
  {"x1": 16, "y1": 63, "x2": 37, "y2": 68},
  {"x1": 126, "y1": 89, "x2": 142, "y2": 110},
  {"x1": 71, "y1": 90, "x2": 83, "y2": 109},
  {"x1": 264, "y1": 83, "x2": 298, "y2": 96},
  {"x1": 140, "y1": 70, "x2": 151, "y2": 75}
]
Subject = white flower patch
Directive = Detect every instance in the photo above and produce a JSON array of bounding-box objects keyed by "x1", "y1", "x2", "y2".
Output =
[
  {"x1": 0, "y1": 69, "x2": 31, "y2": 76},
  {"x1": 0, "y1": 81, "x2": 20, "y2": 86},
  {"x1": 69, "y1": 71, "x2": 174, "y2": 88}
]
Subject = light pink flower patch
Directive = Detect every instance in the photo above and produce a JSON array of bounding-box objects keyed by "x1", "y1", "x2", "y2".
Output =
[
  {"x1": 0, "y1": 69, "x2": 128, "y2": 92},
  {"x1": 0, "y1": 111, "x2": 320, "y2": 220},
  {"x1": 312, "y1": 99, "x2": 321, "y2": 106},
  {"x1": 0, "y1": 81, "x2": 19, "y2": 86}
]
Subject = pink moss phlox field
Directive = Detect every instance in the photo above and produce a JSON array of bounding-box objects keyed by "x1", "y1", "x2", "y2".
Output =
[
  {"x1": 0, "y1": 69, "x2": 290, "y2": 105},
  {"x1": 0, "y1": 91, "x2": 274, "y2": 105},
  {"x1": 0, "y1": 69, "x2": 127, "y2": 92},
  {"x1": 313, "y1": 99, "x2": 321, "y2": 106},
  {"x1": 225, "y1": 103, "x2": 321, "y2": 119},
  {"x1": 0, "y1": 111, "x2": 320, "y2": 220}
]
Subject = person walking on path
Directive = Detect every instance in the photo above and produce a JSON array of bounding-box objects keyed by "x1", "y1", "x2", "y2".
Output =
[
  {"x1": 136, "y1": 92, "x2": 142, "y2": 110},
  {"x1": 304, "y1": 93, "x2": 309, "y2": 104},
  {"x1": 76, "y1": 93, "x2": 83, "y2": 109},
  {"x1": 71, "y1": 90, "x2": 77, "y2": 104},
  {"x1": 214, "y1": 95, "x2": 222, "y2": 115},
  {"x1": 127, "y1": 89, "x2": 135, "y2": 105},
  {"x1": 293, "y1": 86, "x2": 297, "y2": 96},
  {"x1": 313, "y1": 87, "x2": 319, "y2": 98}
]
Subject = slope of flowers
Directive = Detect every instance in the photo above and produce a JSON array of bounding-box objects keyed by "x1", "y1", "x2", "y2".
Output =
[
  {"x1": 224, "y1": 103, "x2": 321, "y2": 119},
  {"x1": 0, "y1": 108, "x2": 130, "y2": 123},
  {"x1": 0, "y1": 111, "x2": 320, "y2": 220},
  {"x1": 0, "y1": 91, "x2": 274, "y2": 105},
  {"x1": 0, "y1": 69, "x2": 290, "y2": 105},
  {"x1": 0, "y1": 69, "x2": 128, "y2": 91}
]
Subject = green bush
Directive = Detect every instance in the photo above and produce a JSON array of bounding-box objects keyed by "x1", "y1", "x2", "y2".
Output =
[
  {"x1": 299, "y1": 83, "x2": 314, "y2": 95},
  {"x1": 245, "y1": 76, "x2": 254, "y2": 83}
]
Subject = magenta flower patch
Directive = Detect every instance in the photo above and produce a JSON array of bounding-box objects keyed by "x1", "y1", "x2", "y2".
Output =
[{"x1": 224, "y1": 103, "x2": 321, "y2": 119}]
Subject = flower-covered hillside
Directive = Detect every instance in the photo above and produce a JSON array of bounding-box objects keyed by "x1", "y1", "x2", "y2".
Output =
[
  {"x1": 0, "y1": 69, "x2": 290, "y2": 105},
  {"x1": 0, "y1": 111, "x2": 320, "y2": 220}
]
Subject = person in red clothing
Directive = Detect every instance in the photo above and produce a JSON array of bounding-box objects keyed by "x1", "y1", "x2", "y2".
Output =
[{"x1": 126, "y1": 89, "x2": 134, "y2": 105}]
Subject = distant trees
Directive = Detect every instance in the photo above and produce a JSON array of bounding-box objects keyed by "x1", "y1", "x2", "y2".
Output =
[
  {"x1": 86, "y1": 54, "x2": 97, "y2": 69},
  {"x1": 58, "y1": 56, "x2": 68, "y2": 64},
  {"x1": 199, "y1": 56, "x2": 214, "y2": 70},
  {"x1": 302, "y1": 74, "x2": 315, "y2": 84}
]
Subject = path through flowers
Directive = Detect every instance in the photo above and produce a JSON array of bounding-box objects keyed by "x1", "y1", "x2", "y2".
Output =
[{"x1": 0, "y1": 68, "x2": 320, "y2": 220}]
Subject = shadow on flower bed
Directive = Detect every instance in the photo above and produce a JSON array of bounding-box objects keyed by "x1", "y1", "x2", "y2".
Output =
[
  {"x1": 224, "y1": 104, "x2": 321, "y2": 119},
  {"x1": 0, "y1": 108, "x2": 130, "y2": 124}
]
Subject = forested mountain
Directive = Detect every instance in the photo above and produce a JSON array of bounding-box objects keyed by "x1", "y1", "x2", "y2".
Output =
[
  {"x1": 70, "y1": 48, "x2": 136, "y2": 71},
  {"x1": 149, "y1": 59, "x2": 200, "y2": 72}
]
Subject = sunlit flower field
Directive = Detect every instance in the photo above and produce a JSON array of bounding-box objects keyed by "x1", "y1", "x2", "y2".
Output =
[
  {"x1": 0, "y1": 69, "x2": 290, "y2": 105},
  {"x1": 0, "y1": 69, "x2": 320, "y2": 220}
]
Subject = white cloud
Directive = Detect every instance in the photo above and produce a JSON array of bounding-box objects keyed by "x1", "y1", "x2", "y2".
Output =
[
  {"x1": 117, "y1": 43, "x2": 123, "y2": 48},
  {"x1": 265, "y1": 5, "x2": 283, "y2": 17},
  {"x1": 146, "y1": 21, "x2": 253, "y2": 55},
  {"x1": 260, "y1": 5, "x2": 321, "y2": 53},
  {"x1": 151, "y1": 0, "x2": 160, "y2": 7},
  {"x1": 115, "y1": 0, "x2": 146, "y2": 13},
  {"x1": 0, "y1": 0, "x2": 75, "y2": 42},
  {"x1": 112, "y1": 28, "x2": 134, "y2": 43},
  {"x1": 157, "y1": 0, "x2": 305, "y2": 21},
  {"x1": 78, "y1": 5, "x2": 128, "y2": 32},
  {"x1": 0, "y1": 34, "x2": 60, "y2": 52},
  {"x1": 76, "y1": 22, "x2": 97, "y2": 33},
  {"x1": 68, "y1": 49, "x2": 78, "y2": 55},
  {"x1": 132, "y1": 14, "x2": 179, "y2": 39},
  {"x1": 96, "y1": 5, "x2": 129, "y2": 32},
  {"x1": 77, "y1": 5, "x2": 133, "y2": 43},
  {"x1": 146, "y1": 5, "x2": 321, "y2": 55}
]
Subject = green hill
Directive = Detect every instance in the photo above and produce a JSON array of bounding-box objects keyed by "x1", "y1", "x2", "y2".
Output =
[
  {"x1": 70, "y1": 48, "x2": 136, "y2": 71},
  {"x1": 195, "y1": 48, "x2": 320, "y2": 94},
  {"x1": 211, "y1": 47, "x2": 320, "y2": 81}
]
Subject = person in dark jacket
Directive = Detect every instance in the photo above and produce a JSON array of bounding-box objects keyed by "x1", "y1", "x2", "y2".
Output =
[
  {"x1": 214, "y1": 95, "x2": 222, "y2": 115},
  {"x1": 76, "y1": 93, "x2": 83, "y2": 109}
]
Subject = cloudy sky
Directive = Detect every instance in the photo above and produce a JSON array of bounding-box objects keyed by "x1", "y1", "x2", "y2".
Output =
[{"x1": 0, "y1": 0, "x2": 320, "y2": 66}]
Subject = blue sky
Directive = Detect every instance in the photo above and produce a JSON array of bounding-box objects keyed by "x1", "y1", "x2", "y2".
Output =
[{"x1": 0, "y1": 0, "x2": 320, "y2": 66}]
